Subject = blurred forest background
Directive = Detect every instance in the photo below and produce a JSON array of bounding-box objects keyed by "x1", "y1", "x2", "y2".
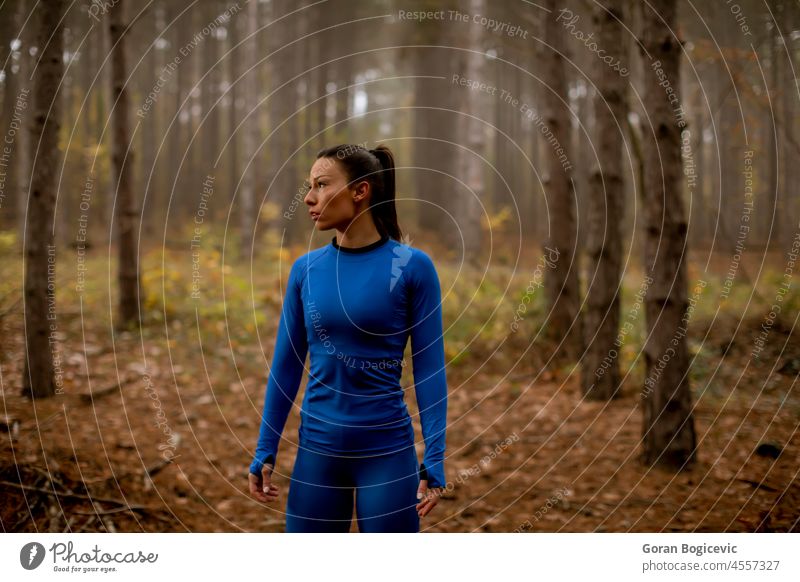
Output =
[{"x1": 0, "y1": 0, "x2": 798, "y2": 532}]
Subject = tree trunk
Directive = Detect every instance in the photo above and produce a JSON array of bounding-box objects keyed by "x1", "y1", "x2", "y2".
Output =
[
  {"x1": 267, "y1": 0, "x2": 298, "y2": 239},
  {"x1": 581, "y1": 0, "x2": 627, "y2": 400},
  {"x1": 23, "y1": 0, "x2": 66, "y2": 399},
  {"x1": 201, "y1": 0, "x2": 220, "y2": 191},
  {"x1": 639, "y1": 0, "x2": 697, "y2": 470},
  {"x1": 109, "y1": 0, "x2": 141, "y2": 329},
  {"x1": 410, "y1": 1, "x2": 459, "y2": 244},
  {"x1": 455, "y1": 0, "x2": 485, "y2": 264},
  {"x1": 766, "y1": 11, "x2": 779, "y2": 249},
  {"x1": 227, "y1": 3, "x2": 239, "y2": 212},
  {"x1": 314, "y1": 4, "x2": 327, "y2": 151},
  {"x1": 0, "y1": 0, "x2": 26, "y2": 233},
  {"x1": 778, "y1": 0, "x2": 796, "y2": 248},
  {"x1": 542, "y1": 0, "x2": 582, "y2": 364},
  {"x1": 141, "y1": 5, "x2": 160, "y2": 240},
  {"x1": 240, "y1": 0, "x2": 257, "y2": 253},
  {"x1": 239, "y1": 2, "x2": 260, "y2": 257}
]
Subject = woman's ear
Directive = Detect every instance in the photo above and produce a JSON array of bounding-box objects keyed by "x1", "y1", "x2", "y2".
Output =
[{"x1": 350, "y1": 179, "x2": 370, "y2": 203}]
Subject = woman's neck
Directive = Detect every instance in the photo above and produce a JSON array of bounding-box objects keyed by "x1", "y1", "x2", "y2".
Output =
[{"x1": 334, "y1": 217, "x2": 382, "y2": 248}]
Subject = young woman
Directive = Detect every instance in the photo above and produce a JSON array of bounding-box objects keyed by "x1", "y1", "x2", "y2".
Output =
[{"x1": 247, "y1": 143, "x2": 448, "y2": 532}]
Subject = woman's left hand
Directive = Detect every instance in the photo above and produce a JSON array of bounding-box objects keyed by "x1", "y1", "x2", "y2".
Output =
[{"x1": 416, "y1": 480, "x2": 444, "y2": 518}]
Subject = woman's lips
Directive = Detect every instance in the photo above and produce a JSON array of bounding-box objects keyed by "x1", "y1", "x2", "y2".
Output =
[{"x1": 310, "y1": 212, "x2": 320, "y2": 221}]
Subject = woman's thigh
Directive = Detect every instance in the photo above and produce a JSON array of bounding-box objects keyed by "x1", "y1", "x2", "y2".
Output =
[
  {"x1": 285, "y1": 447, "x2": 354, "y2": 533},
  {"x1": 353, "y1": 445, "x2": 420, "y2": 533}
]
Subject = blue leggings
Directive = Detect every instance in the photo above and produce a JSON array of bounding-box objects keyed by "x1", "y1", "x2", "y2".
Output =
[{"x1": 285, "y1": 444, "x2": 420, "y2": 532}]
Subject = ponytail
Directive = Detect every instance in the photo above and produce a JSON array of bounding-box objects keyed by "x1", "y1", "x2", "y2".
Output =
[{"x1": 368, "y1": 145, "x2": 401, "y2": 241}]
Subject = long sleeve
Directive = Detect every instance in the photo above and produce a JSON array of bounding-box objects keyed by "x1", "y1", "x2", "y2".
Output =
[
  {"x1": 408, "y1": 251, "x2": 448, "y2": 489},
  {"x1": 249, "y1": 258, "x2": 308, "y2": 476}
]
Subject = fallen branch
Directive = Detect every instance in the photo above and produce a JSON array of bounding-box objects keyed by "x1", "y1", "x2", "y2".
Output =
[
  {"x1": 146, "y1": 457, "x2": 174, "y2": 479},
  {"x1": 1, "y1": 479, "x2": 141, "y2": 506},
  {"x1": 0, "y1": 480, "x2": 175, "y2": 523},
  {"x1": 738, "y1": 478, "x2": 781, "y2": 493},
  {"x1": 73, "y1": 504, "x2": 152, "y2": 516},
  {"x1": 79, "y1": 374, "x2": 136, "y2": 403}
]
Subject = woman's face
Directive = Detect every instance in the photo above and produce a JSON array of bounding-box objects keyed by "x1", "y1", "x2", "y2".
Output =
[{"x1": 304, "y1": 157, "x2": 369, "y2": 230}]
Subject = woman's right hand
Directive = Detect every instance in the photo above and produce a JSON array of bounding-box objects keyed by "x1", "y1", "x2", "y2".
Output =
[{"x1": 248, "y1": 464, "x2": 279, "y2": 503}]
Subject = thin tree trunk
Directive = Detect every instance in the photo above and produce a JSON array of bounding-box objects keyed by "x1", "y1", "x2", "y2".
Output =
[
  {"x1": 1, "y1": 0, "x2": 26, "y2": 232},
  {"x1": 778, "y1": 0, "x2": 795, "y2": 247},
  {"x1": 202, "y1": 0, "x2": 220, "y2": 190},
  {"x1": 109, "y1": 0, "x2": 141, "y2": 329},
  {"x1": 639, "y1": 0, "x2": 697, "y2": 470},
  {"x1": 23, "y1": 0, "x2": 66, "y2": 399},
  {"x1": 405, "y1": 0, "x2": 458, "y2": 237},
  {"x1": 240, "y1": 0, "x2": 257, "y2": 253},
  {"x1": 582, "y1": 0, "x2": 627, "y2": 400},
  {"x1": 227, "y1": 4, "x2": 239, "y2": 212},
  {"x1": 542, "y1": 0, "x2": 582, "y2": 364},
  {"x1": 767, "y1": 11, "x2": 779, "y2": 249},
  {"x1": 456, "y1": 0, "x2": 484, "y2": 263},
  {"x1": 314, "y1": 4, "x2": 327, "y2": 151},
  {"x1": 141, "y1": 5, "x2": 159, "y2": 240},
  {"x1": 691, "y1": 88, "x2": 707, "y2": 249},
  {"x1": 267, "y1": 0, "x2": 291, "y2": 236}
]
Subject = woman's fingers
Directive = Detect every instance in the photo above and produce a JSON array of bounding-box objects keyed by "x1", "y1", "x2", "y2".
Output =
[
  {"x1": 264, "y1": 483, "x2": 280, "y2": 502},
  {"x1": 248, "y1": 473, "x2": 269, "y2": 502},
  {"x1": 248, "y1": 464, "x2": 281, "y2": 503},
  {"x1": 260, "y1": 464, "x2": 280, "y2": 502},
  {"x1": 416, "y1": 479, "x2": 427, "y2": 501},
  {"x1": 416, "y1": 487, "x2": 442, "y2": 517},
  {"x1": 417, "y1": 496, "x2": 437, "y2": 517}
]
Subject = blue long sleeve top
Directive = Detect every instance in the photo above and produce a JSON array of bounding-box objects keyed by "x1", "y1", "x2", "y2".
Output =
[{"x1": 249, "y1": 234, "x2": 449, "y2": 489}]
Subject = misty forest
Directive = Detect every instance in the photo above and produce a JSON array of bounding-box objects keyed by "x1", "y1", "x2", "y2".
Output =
[{"x1": 1, "y1": 0, "x2": 798, "y2": 532}]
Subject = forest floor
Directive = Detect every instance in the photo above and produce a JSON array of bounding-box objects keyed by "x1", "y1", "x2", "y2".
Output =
[{"x1": 1, "y1": 243, "x2": 798, "y2": 532}]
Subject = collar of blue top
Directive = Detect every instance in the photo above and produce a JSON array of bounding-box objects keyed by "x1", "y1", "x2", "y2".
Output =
[{"x1": 330, "y1": 233, "x2": 390, "y2": 253}]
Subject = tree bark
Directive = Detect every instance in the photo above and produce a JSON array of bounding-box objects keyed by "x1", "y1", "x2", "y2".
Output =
[
  {"x1": 455, "y1": 0, "x2": 485, "y2": 263},
  {"x1": 227, "y1": 3, "x2": 239, "y2": 213},
  {"x1": 542, "y1": 0, "x2": 582, "y2": 364},
  {"x1": 267, "y1": 0, "x2": 298, "y2": 240},
  {"x1": 639, "y1": 0, "x2": 697, "y2": 470},
  {"x1": 313, "y1": 5, "x2": 327, "y2": 152},
  {"x1": 240, "y1": 0, "x2": 257, "y2": 253},
  {"x1": 581, "y1": 0, "x2": 627, "y2": 400},
  {"x1": 23, "y1": 0, "x2": 66, "y2": 398},
  {"x1": 109, "y1": 0, "x2": 141, "y2": 329},
  {"x1": 0, "y1": 0, "x2": 26, "y2": 232}
]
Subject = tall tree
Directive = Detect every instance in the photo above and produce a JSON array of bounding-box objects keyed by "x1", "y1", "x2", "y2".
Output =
[
  {"x1": 109, "y1": 0, "x2": 141, "y2": 329},
  {"x1": 454, "y1": 0, "x2": 485, "y2": 263},
  {"x1": 766, "y1": 7, "x2": 780, "y2": 248},
  {"x1": 406, "y1": 0, "x2": 459, "y2": 243},
  {"x1": 639, "y1": 0, "x2": 697, "y2": 469},
  {"x1": 240, "y1": 0, "x2": 258, "y2": 253},
  {"x1": 227, "y1": 1, "x2": 240, "y2": 212},
  {"x1": 313, "y1": 3, "x2": 328, "y2": 152},
  {"x1": 777, "y1": 0, "x2": 797, "y2": 247},
  {"x1": 267, "y1": 0, "x2": 294, "y2": 238},
  {"x1": 581, "y1": 0, "x2": 628, "y2": 400},
  {"x1": 542, "y1": 0, "x2": 582, "y2": 363},
  {"x1": 141, "y1": 4, "x2": 161, "y2": 240},
  {"x1": 0, "y1": 0, "x2": 25, "y2": 232},
  {"x1": 23, "y1": 0, "x2": 66, "y2": 399}
]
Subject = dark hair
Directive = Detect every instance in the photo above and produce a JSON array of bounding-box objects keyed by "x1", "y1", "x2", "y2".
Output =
[{"x1": 315, "y1": 143, "x2": 402, "y2": 241}]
